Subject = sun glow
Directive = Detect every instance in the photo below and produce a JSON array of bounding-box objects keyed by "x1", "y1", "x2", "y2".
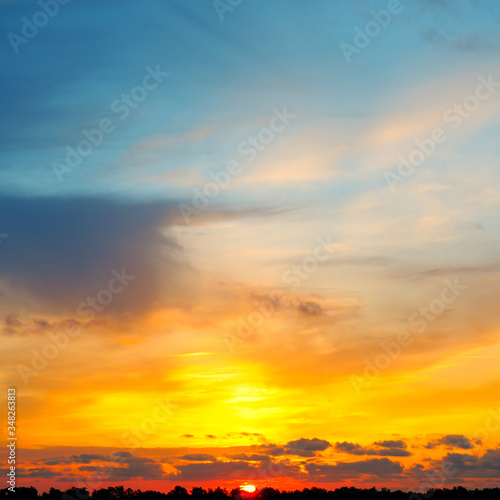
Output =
[{"x1": 240, "y1": 485, "x2": 256, "y2": 493}]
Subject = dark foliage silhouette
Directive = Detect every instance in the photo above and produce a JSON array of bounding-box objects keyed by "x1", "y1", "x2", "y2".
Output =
[{"x1": 1, "y1": 486, "x2": 500, "y2": 500}]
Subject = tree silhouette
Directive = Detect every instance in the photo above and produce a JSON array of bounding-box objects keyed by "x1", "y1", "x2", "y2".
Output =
[{"x1": 2, "y1": 485, "x2": 500, "y2": 500}]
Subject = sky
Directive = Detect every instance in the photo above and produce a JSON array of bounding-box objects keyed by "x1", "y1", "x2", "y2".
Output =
[{"x1": 1, "y1": 0, "x2": 500, "y2": 494}]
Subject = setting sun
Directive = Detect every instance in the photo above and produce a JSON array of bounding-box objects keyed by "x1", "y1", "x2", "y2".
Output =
[{"x1": 240, "y1": 485, "x2": 257, "y2": 493}]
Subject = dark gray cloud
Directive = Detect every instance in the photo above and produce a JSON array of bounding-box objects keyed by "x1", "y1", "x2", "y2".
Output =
[
  {"x1": 228, "y1": 453, "x2": 271, "y2": 462},
  {"x1": 285, "y1": 438, "x2": 331, "y2": 457},
  {"x1": 258, "y1": 439, "x2": 331, "y2": 458},
  {"x1": 248, "y1": 291, "x2": 329, "y2": 319},
  {"x1": 32, "y1": 451, "x2": 164, "y2": 481},
  {"x1": 306, "y1": 458, "x2": 404, "y2": 481},
  {"x1": 334, "y1": 442, "x2": 367, "y2": 455},
  {"x1": 0, "y1": 195, "x2": 189, "y2": 314},
  {"x1": 417, "y1": 449, "x2": 500, "y2": 481},
  {"x1": 414, "y1": 0, "x2": 494, "y2": 54},
  {"x1": 264, "y1": 446, "x2": 287, "y2": 456},
  {"x1": 296, "y1": 300, "x2": 324, "y2": 316},
  {"x1": 374, "y1": 440, "x2": 408, "y2": 449},
  {"x1": 167, "y1": 458, "x2": 301, "y2": 481},
  {"x1": 375, "y1": 448, "x2": 412, "y2": 457},
  {"x1": 425, "y1": 434, "x2": 474, "y2": 450},
  {"x1": 438, "y1": 449, "x2": 500, "y2": 473},
  {"x1": 335, "y1": 441, "x2": 411, "y2": 457},
  {"x1": 17, "y1": 467, "x2": 59, "y2": 479},
  {"x1": 42, "y1": 453, "x2": 107, "y2": 465},
  {"x1": 416, "y1": 0, "x2": 479, "y2": 11},
  {"x1": 421, "y1": 27, "x2": 491, "y2": 52},
  {"x1": 287, "y1": 438, "x2": 331, "y2": 451},
  {"x1": 167, "y1": 461, "x2": 256, "y2": 481},
  {"x1": 87, "y1": 451, "x2": 164, "y2": 480},
  {"x1": 4, "y1": 313, "x2": 22, "y2": 326},
  {"x1": 476, "y1": 449, "x2": 500, "y2": 471},
  {"x1": 178, "y1": 454, "x2": 218, "y2": 462},
  {"x1": 2, "y1": 315, "x2": 83, "y2": 337}
]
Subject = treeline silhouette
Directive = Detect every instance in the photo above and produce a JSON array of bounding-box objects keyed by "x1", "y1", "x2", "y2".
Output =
[{"x1": 2, "y1": 486, "x2": 500, "y2": 500}]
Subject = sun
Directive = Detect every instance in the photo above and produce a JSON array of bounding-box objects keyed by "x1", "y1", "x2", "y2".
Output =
[{"x1": 240, "y1": 485, "x2": 256, "y2": 493}]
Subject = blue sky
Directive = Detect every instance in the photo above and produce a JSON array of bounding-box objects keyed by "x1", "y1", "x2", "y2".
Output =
[{"x1": 2, "y1": 0, "x2": 499, "y2": 201}]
